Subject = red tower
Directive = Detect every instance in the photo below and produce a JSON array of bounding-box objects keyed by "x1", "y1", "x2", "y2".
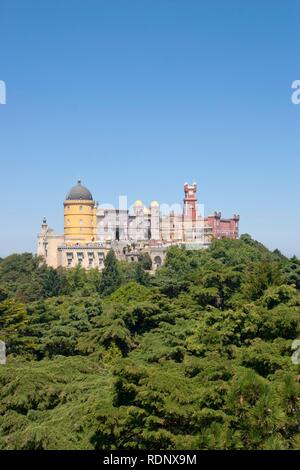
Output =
[{"x1": 183, "y1": 182, "x2": 197, "y2": 221}]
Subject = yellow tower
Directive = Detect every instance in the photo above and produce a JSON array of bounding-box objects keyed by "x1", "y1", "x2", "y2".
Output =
[{"x1": 64, "y1": 180, "x2": 97, "y2": 244}]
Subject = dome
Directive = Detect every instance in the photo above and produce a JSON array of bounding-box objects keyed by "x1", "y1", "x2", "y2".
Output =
[
  {"x1": 134, "y1": 200, "x2": 143, "y2": 207},
  {"x1": 150, "y1": 200, "x2": 159, "y2": 207},
  {"x1": 66, "y1": 180, "x2": 93, "y2": 201}
]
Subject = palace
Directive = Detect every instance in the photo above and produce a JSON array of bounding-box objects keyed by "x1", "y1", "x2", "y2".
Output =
[{"x1": 37, "y1": 181, "x2": 239, "y2": 270}]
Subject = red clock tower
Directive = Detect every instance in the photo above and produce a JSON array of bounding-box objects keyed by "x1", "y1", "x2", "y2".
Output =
[{"x1": 183, "y1": 182, "x2": 197, "y2": 221}]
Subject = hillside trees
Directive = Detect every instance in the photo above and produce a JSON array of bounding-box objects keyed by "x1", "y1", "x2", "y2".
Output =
[
  {"x1": 98, "y1": 249, "x2": 122, "y2": 296},
  {"x1": 0, "y1": 235, "x2": 299, "y2": 450}
]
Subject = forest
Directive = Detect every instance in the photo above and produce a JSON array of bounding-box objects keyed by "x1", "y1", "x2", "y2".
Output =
[{"x1": 0, "y1": 234, "x2": 300, "y2": 450}]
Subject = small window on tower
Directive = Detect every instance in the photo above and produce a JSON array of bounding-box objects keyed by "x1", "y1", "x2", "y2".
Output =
[
  {"x1": 80, "y1": 206, "x2": 83, "y2": 211},
  {"x1": 79, "y1": 219, "x2": 83, "y2": 225}
]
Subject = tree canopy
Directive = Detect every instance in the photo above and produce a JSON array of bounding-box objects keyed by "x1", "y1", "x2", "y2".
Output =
[{"x1": 0, "y1": 236, "x2": 299, "y2": 450}]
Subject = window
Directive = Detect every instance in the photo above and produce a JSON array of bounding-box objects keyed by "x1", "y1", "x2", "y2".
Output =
[
  {"x1": 88, "y1": 254, "x2": 93, "y2": 267},
  {"x1": 79, "y1": 206, "x2": 83, "y2": 211},
  {"x1": 66, "y1": 252, "x2": 73, "y2": 267}
]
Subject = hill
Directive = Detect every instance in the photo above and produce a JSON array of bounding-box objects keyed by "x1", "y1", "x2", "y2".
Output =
[{"x1": 0, "y1": 235, "x2": 300, "y2": 450}]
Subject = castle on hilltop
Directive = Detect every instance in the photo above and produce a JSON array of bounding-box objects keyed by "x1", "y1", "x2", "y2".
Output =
[{"x1": 37, "y1": 181, "x2": 239, "y2": 270}]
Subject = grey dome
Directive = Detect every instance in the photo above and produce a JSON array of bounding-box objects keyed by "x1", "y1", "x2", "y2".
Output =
[{"x1": 66, "y1": 180, "x2": 93, "y2": 200}]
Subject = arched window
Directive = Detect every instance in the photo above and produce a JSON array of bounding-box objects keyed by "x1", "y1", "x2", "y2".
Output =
[{"x1": 154, "y1": 256, "x2": 162, "y2": 267}]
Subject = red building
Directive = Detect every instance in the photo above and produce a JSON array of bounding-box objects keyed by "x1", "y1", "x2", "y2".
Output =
[
  {"x1": 183, "y1": 182, "x2": 240, "y2": 240},
  {"x1": 206, "y1": 212, "x2": 240, "y2": 239}
]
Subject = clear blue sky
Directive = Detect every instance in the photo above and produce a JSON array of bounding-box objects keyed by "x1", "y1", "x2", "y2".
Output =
[{"x1": 0, "y1": 0, "x2": 299, "y2": 258}]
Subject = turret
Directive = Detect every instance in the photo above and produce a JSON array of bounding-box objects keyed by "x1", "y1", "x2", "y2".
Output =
[
  {"x1": 183, "y1": 182, "x2": 198, "y2": 221},
  {"x1": 64, "y1": 180, "x2": 97, "y2": 244},
  {"x1": 150, "y1": 201, "x2": 160, "y2": 240}
]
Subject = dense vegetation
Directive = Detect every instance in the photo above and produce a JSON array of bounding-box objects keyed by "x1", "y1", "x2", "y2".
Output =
[{"x1": 0, "y1": 235, "x2": 300, "y2": 450}]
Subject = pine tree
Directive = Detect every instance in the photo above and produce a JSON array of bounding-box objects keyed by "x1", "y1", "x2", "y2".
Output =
[
  {"x1": 98, "y1": 249, "x2": 121, "y2": 296},
  {"x1": 41, "y1": 267, "x2": 63, "y2": 298}
]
